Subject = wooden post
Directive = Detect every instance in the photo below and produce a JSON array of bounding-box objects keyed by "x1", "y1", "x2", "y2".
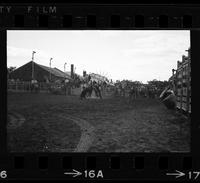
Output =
[
  {"x1": 187, "y1": 56, "x2": 191, "y2": 115},
  {"x1": 71, "y1": 64, "x2": 74, "y2": 79},
  {"x1": 180, "y1": 64, "x2": 183, "y2": 111}
]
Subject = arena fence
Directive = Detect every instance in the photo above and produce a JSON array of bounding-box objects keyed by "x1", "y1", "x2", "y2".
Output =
[
  {"x1": 174, "y1": 55, "x2": 191, "y2": 115},
  {"x1": 7, "y1": 81, "x2": 116, "y2": 97},
  {"x1": 7, "y1": 81, "x2": 50, "y2": 93}
]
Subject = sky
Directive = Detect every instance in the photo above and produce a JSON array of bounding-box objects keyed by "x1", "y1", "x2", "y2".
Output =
[{"x1": 7, "y1": 30, "x2": 190, "y2": 83}]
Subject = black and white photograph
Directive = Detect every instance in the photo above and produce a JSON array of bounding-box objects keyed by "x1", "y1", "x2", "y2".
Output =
[{"x1": 7, "y1": 30, "x2": 191, "y2": 152}]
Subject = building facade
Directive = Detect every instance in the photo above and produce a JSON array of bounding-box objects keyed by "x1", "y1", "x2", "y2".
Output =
[{"x1": 9, "y1": 61, "x2": 71, "y2": 82}]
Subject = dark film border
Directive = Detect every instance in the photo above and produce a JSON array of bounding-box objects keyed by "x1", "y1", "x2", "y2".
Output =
[{"x1": 0, "y1": 3, "x2": 200, "y2": 180}]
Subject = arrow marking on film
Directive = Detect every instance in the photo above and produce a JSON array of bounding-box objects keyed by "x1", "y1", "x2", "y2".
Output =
[
  {"x1": 166, "y1": 170, "x2": 185, "y2": 178},
  {"x1": 64, "y1": 169, "x2": 82, "y2": 177}
]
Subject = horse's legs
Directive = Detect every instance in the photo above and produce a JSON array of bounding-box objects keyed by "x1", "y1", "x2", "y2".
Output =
[
  {"x1": 97, "y1": 89, "x2": 102, "y2": 99},
  {"x1": 94, "y1": 88, "x2": 98, "y2": 97},
  {"x1": 88, "y1": 88, "x2": 92, "y2": 97}
]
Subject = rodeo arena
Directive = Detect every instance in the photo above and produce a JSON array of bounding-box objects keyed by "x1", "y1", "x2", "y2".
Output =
[{"x1": 7, "y1": 48, "x2": 191, "y2": 153}]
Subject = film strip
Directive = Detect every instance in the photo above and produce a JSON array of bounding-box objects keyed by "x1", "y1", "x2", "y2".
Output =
[
  {"x1": 0, "y1": 3, "x2": 200, "y2": 181},
  {"x1": 0, "y1": 5, "x2": 198, "y2": 28}
]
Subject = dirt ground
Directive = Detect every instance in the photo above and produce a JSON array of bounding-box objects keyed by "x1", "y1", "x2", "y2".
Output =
[{"x1": 7, "y1": 92, "x2": 190, "y2": 152}]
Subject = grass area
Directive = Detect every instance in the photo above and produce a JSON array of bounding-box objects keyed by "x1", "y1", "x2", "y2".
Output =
[
  {"x1": 7, "y1": 92, "x2": 190, "y2": 152},
  {"x1": 7, "y1": 93, "x2": 81, "y2": 152},
  {"x1": 7, "y1": 119, "x2": 48, "y2": 152}
]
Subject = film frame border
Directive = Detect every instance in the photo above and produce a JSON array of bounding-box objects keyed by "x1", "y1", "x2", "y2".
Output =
[{"x1": 0, "y1": 3, "x2": 199, "y2": 180}]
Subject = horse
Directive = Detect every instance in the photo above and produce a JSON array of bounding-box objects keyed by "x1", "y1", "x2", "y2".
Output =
[
  {"x1": 80, "y1": 85, "x2": 93, "y2": 100},
  {"x1": 93, "y1": 84, "x2": 102, "y2": 99},
  {"x1": 159, "y1": 86, "x2": 176, "y2": 109}
]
